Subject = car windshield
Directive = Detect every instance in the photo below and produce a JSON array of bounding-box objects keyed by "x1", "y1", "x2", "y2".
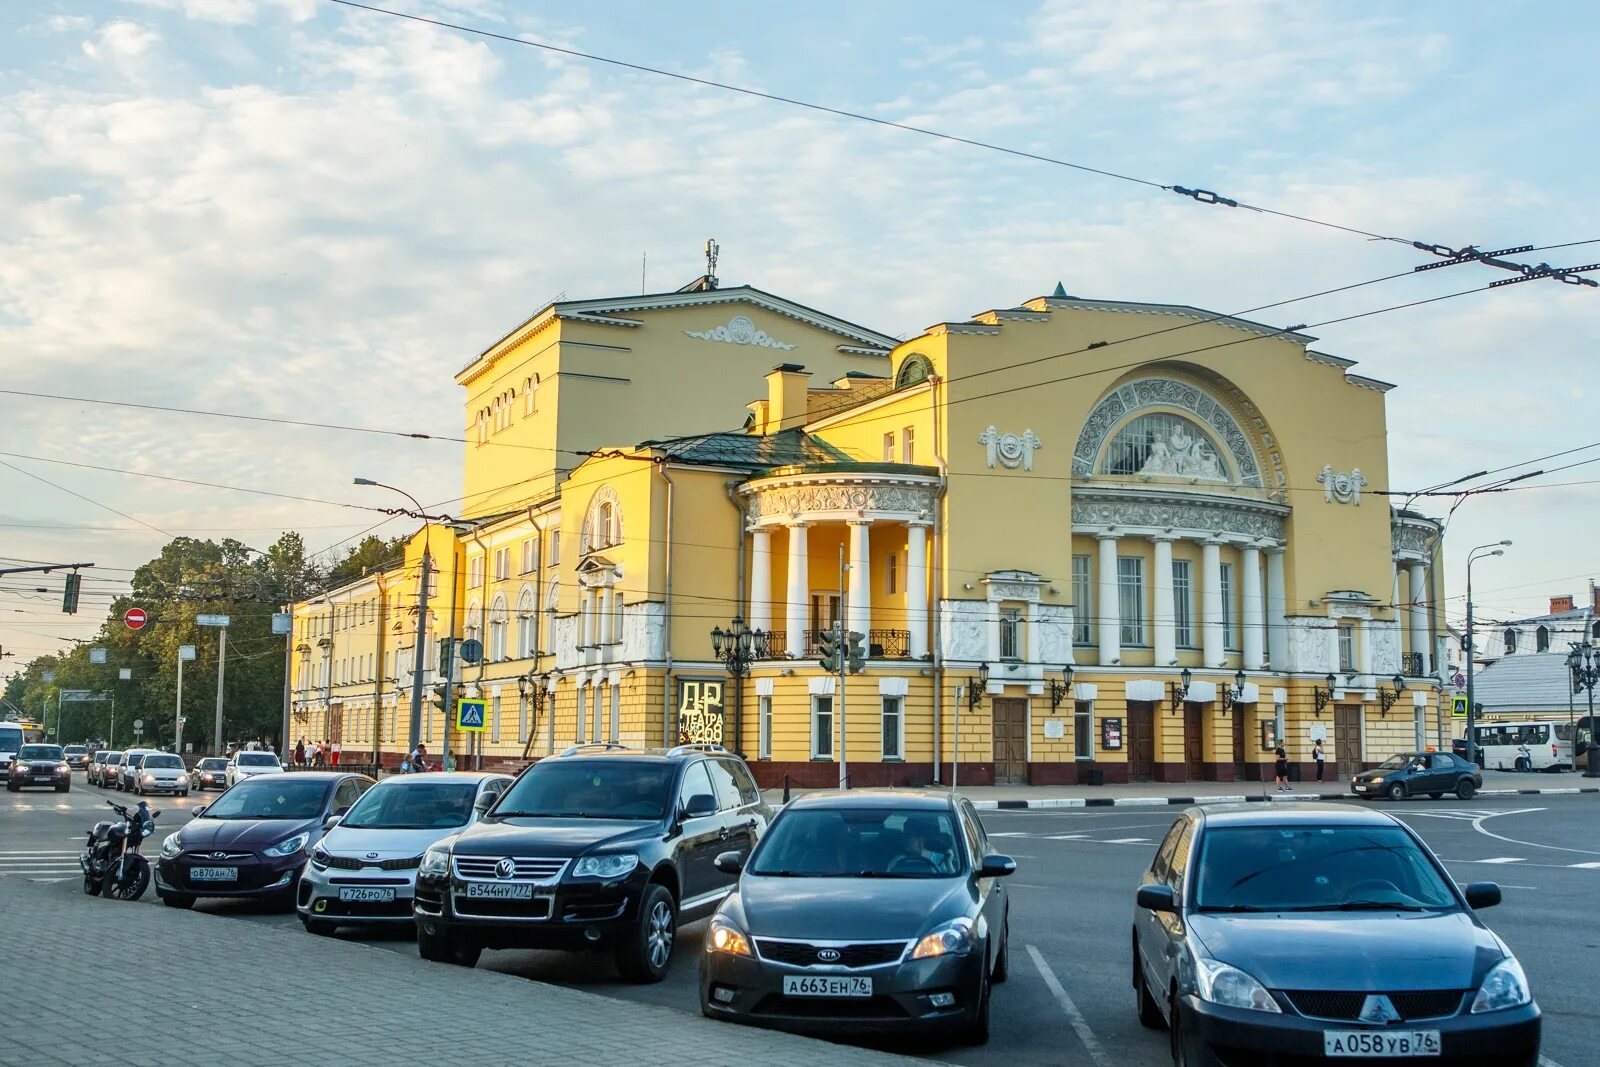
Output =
[
  {"x1": 65, "y1": 746, "x2": 86, "y2": 755},
  {"x1": 1194, "y1": 825, "x2": 1458, "y2": 912},
  {"x1": 201, "y1": 778, "x2": 330, "y2": 820},
  {"x1": 492, "y1": 761, "x2": 674, "y2": 820},
  {"x1": 340, "y1": 781, "x2": 477, "y2": 830},
  {"x1": 143, "y1": 755, "x2": 183, "y2": 769},
  {"x1": 198, "y1": 759, "x2": 228, "y2": 770},
  {"x1": 1378, "y1": 755, "x2": 1412, "y2": 770},
  {"x1": 750, "y1": 808, "x2": 965, "y2": 878},
  {"x1": 105, "y1": 754, "x2": 122, "y2": 765},
  {"x1": 20, "y1": 745, "x2": 62, "y2": 761},
  {"x1": 238, "y1": 753, "x2": 279, "y2": 767}
]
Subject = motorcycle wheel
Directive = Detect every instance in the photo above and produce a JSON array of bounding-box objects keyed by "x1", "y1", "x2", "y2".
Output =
[
  {"x1": 102, "y1": 856, "x2": 151, "y2": 902},
  {"x1": 82, "y1": 871, "x2": 103, "y2": 897}
]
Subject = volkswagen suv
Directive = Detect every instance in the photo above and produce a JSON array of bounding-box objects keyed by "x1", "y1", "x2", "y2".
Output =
[{"x1": 413, "y1": 744, "x2": 773, "y2": 982}]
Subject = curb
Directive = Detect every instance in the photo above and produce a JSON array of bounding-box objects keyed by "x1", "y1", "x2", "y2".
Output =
[{"x1": 970, "y1": 786, "x2": 1600, "y2": 810}]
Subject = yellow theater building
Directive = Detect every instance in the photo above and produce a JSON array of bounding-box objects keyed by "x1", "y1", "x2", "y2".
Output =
[{"x1": 289, "y1": 275, "x2": 1449, "y2": 787}]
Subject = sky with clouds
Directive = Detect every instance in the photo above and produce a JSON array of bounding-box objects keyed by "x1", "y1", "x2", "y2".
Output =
[{"x1": 2, "y1": 0, "x2": 1596, "y2": 664}]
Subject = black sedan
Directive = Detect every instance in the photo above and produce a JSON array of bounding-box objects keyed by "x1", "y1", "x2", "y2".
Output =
[
  {"x1": 154, "y1": 772, "x2": 373, "y2": 909},
  {"x1": 1352, "y1": 751, "x2": 1482, "y2": 801},
  {"x1": 699, "y1": 791, "x2": 1014, "y2": 1045},
  {"x1": 1132, "y1": 804, "x2": 1540, "y2": 1067},
  {"x1": 6, "y1": 744, "x2": 71, "y2": 793},
  {"x1": 188, "y1": 757, "x2": 230, "y2": 791}
]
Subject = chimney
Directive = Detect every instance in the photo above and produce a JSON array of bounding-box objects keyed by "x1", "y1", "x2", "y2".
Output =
[
  {"x1": 1592, "y1": 581, "x2": 1600, "y2": 613},
  {"x1": 1551, "y1": 594, "x2": 1574, "y2": 614},
  {"x1": 765, "y1": 364, "x2": 812, "y2": 432}
]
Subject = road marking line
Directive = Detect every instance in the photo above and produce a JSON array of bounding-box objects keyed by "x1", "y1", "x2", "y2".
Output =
[
  {"x1": 27, "y1": 877, "x2": 71, "y2": 883},
  {"x1": 1541, "y1": 1055, "x2": 1568, "y2": 1067},
  {"x1": 1467, "y1": 808, "x2": 1600, "y2": 857},
  {"x1": 1026, "y1": 944, "x2": 1110, "y2": 1067},
  {"x1": 1568, "y1": 861, "x2": 1600, "y2": 869},
  {"x1": 1101, "y1": 837, "x2": 1151, "y2": 844},
  {"x1": 1476, "y1": 857, "x2": 1526, "y2": 864},
  {"x1": 0, "y1": 851, "x2": 80, "y2": 855},
  {"x1": 987, "y1": 832, "x2": 1032, "y2": 837},
  {"x1": 1046, "y1": 834, "x2": 1088, "y2": 840}
]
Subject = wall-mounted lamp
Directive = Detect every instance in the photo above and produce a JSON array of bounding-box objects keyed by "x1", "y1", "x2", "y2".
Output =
[
  {"x1": 1168, "y1": 667, "x2": 1193, "y2": 713},
  {"x1": 1312, "y1": 672, "x2": 1337, "y2": 717},
  {"x1": 1377, "y1": 673, "x2": 1406, "y2": 715},
  {"x1": 967, "y1": 662, "x2": 990, "y2": 710},
  {"x1": 1048, "y1": 664, "x2": 1075, "y2": 712},
  {"x1": 1224, "y1": 669, "x2": 1247, "y2": 714}
]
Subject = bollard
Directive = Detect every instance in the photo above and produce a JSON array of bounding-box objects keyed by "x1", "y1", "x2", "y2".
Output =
[{"x1": 781, "y1": 773, "x2": 791, "y2": 805}]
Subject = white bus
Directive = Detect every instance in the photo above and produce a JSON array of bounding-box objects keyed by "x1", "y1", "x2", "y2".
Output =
[
  {"x1": 1460, "y1": 720, "x2": 1575, "y2": 771},
  {"x1": 0, "y1": 720, "x2": 45, "y2": 772}
]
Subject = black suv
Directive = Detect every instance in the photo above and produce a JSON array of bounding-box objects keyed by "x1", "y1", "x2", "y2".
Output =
[{"x1": 413, "y1": 744, "x2": 773, "y2": 982}]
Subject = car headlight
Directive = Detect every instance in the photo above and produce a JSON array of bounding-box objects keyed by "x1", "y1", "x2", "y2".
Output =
[
  {"x1": 911, "y1": 917, "x2": 975, "y2": 960},
  {"x1": 310, "y1": 846, "x2": 331, "y2": 871},
  {"x1": 143, "y1": 775, "x2": 156, "y2": 783},
  {"x1": 58, "y1": 764, "x2": 71, "y2": 774},
  {"x1": 1472, "y1": 957, "x2": 1531, "y2": 1013},
  {"x1": 571, "y1": 854, "x2": 639, "y2": 879},
  {"x1": 1192, "y1": 958, "x2": 1281, "y2": 1013},
  {"x1": 1370, "y1": 776, "x2": 1384, "y2": 784},
  {"x1": 706, "y1": 915, "x2": 752, "y2": 957},
  {"x1": 263, "y1": 833, "x2": 309, "y2": 858},
  {"x1": 161, "y1": 833, "x2": 183, "y2": 859},
  {"x1": 419, "y1": 846, "x2": 450, "y2": 876}
]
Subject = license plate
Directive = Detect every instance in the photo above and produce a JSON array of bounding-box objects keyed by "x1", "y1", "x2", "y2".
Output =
[
  {"x1": 190, "y1": 867, "x2": 238, "y2": 882},
  {"x1": 32, "y1": 776, "x2": 52, "y2": 783},
  {"x1": 464, "y1": 882, "x2": 533, "y2": 899},
  {"x1": 782, "y1": 975, "x2": 873, "y2": 998},
  {"x1": 338, "y1": 886, "x2": 396, "y2": 903},
  {"x1": 1324, "y1": 1030, "x2": 1440, "y2": 1057}
]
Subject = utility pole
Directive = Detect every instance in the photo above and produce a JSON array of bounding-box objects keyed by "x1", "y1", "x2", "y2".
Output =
[
  {"x1": 1463, "y1": 542, "x2": 1509, "y2": 765},
  {"x1": 838, "y1": 545, "x2": 848, "y2": 790},
  {"x1": 410, "y1": 547, "x2": 432, "y2": 759},
  {"x1": 197, "y1": 614, "x2": 231, "y2": 756},
  {"x1": 175, "y1": 644, "x2": 195, "y2": 753}
]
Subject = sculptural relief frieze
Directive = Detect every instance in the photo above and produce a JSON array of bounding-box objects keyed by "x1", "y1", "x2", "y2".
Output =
[{"x1": 1071, "y1": 492, "x2": 1286, "y2": 542}]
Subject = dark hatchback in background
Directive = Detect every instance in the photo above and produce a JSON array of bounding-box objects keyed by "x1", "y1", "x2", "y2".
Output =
[
  {"x1": 700, "y1": 791, "x2": 1014, "y2": 1045},
  {"x1": 413, "y1": 744, "x2": 772, "y2": 981},
  {"x1": 1352, "y1": 751, "x2": 1481, "y2": 801},
  {"x1": 1132, "y1": 804, "x2": 1539, "y2": 1067},
  {"x1": 155, "y1": 772, "x2": 373, "y2": 909}
]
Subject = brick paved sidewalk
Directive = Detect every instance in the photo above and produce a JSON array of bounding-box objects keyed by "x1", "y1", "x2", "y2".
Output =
[{"x1": 3, "y1": 883, "x2": 928, "y2": 1067}]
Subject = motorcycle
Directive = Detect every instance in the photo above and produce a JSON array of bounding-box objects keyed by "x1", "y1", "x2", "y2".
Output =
[{"x1": 81, "y1": 799, "x2": 158, "y2": 901}]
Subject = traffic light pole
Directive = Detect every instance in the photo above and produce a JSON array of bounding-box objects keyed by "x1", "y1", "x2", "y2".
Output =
[{"x1": 838, "y1": 547, "x2": 849, "y2": 791}]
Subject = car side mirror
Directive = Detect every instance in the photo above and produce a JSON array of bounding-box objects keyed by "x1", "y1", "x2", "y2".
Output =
[
  {"x1": 682, "y1": 794, "x2": 718, "y2": 820},
  {"x1": 474, "y1": 794, "x2": 496, "y2": 814},
  {"x1": 191, "y1": 806, "x2": 207, "y2": 818},
  {"x1": 1464, "y1": 882, "x2": 1501, "y2": 909},
  {"x1": 323, "y1": 815, "x2": 342, "y2": 832},
  {"x1": 1137, "y1": 883, "x2": 1179, "y2": 913},
  {"x1": 713, "y1": 850, "x2": 745, "y2": 875},
  {"x1": 978, "y1": 854, "x2": 1017, "y2": 878}
]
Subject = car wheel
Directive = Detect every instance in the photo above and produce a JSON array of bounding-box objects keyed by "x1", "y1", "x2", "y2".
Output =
[
  {"x1": 6, "y1": 783, "x2": 17, "y2": 793},
  {"x1": 1135, "y1": 940, "x2": 1164, "y2": 1030},
  {"x1": 1170, "y1": 997, "x2": 1224, "y2": 1067},
  {"x1": 1456, "y1": 778, "x2": 1476, "y2": 800},
  {"x1": 959, "y1": 954, "x2": 992, "y2": 1046},
  {"x1": 180, "y1": 791, "x2": 189, "y2": 798},
  {"x1": 616, "y1": 883, "x2": 677, "y2": 983},
  {"x1": 301, "y1": 916, "x2": 337, "y2": 937},
  {"x1": 416, "y1": 921, "x2": 480, "y2": 967},
  {"x1": 992, "y1": 914, "x2": 1009, "y2": 983},
  {"x1": 161, "y1": 893, "x2": 195, "y2": 909},
  {"x1": 1385, "y1": 782, "x2": 1407, "y2": 802}
]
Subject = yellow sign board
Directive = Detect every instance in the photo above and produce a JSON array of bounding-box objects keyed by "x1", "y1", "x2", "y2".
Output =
[
  {"x1": 455, "y1": 698, "x2": 487, "y2": 733},
  {"x1": 676, "y1": 679, "x2": 725, "y2": 746}
]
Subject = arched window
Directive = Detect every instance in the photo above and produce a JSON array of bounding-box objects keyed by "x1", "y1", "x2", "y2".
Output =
[
  {"x1": 1536, "y1": 625, "x2": 1550, "y2": 652},
  {"x1": 597, "y1": 501, "x2": 614, "y2": 547},
  {"x1": 1503, "y1": 628, "x2": 1517, "y2": 654},
  {"x1": 1593, "y1": 621, "x2": 1600, "y2": 641},
  {"x1": 895, "y1": 354, "x2": 933, "y2": 390},
  {"x1": 476, "y1": 411, "x2": 488, "y2": 444},
  {"x1": 1102, "y1": 412, "x2": 1230, "y2": 480},
  {"x1": 581, "y1": 486, "x2": 623, "y2": 555},
  {"x1": 488, "y1": 596, "x2": 508, "y2": 662},
  {"x1": 517, "y1": 587, "x2": 537, "y2": 658},
  {"x1": 465, "y1": 601, "x2": 482, "y2": 646}
]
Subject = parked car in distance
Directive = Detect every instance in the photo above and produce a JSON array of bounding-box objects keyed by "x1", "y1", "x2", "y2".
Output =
[
  {"x1": 155, "y1": 772, "x2": 374, "y2": 910},
  {"x1": 1132, "y1": 804, "x2": 1540, "y2": 1067},
  {"x1": 88, "y1": 750, "x2": 115, "y2": 787},
  {"x1": 116, "y1": 749, "x2": 156, "y2": 792},
  {"x1": 700, "y1": 790, "x2": 1013, "y2": 1045},
  {"x1": 6, "y1": 744, "x2": 71, "y2": 792},
  {"x1": 225, "y1": 750, "x2": 283, "y2": 786},
  {"x1": 1352, "y1": 752, "x2": 1482, "y2": 801},
  {"x1": 189, "y1": 757, "x2": 230, "y2": 791},
  {"x1": 298, "y1": 771, "x2": 513, "y2": 936},
  {"x1": 133, "y1": 752, "x2": 190, "y2": 797},
  {"x1": 63, "y1": 745, "x2": 90, "y2": 770},
  {"x1": 413, "y1": 744, "x2": 773, "y2": 980}
]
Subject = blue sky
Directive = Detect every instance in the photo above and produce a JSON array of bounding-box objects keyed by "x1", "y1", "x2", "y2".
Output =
[{"x1": 1, "y1": 0, "x2": 1597, "y2": 661}]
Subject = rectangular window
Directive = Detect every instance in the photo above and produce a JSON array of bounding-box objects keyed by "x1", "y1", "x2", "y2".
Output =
[
  {"x1": 811, "y1": 697, "x2": 834, "y2": 759},
  {"x1": 902, "y1": 427, "x2": 915, "y2": 464},
  {"x1": 999, "y1": 608, "x2": 1022, "y2": 661},
  {"x1": 609, "y1": 684, "x2": 620, "y2": 744},
  {"x1": 886, "y1": 554, "x2": 898, "y2": 595},
  {"x1": 1074, "y1": 700, "x2": 1094, "y2": 761},
  {"x1": 758, "y1": 696, "x2": 772, "y2": 759},
  {"x1": 490, "y1": 694, "x2": 502, "y2": 743},
  {"x1": 548, "y1": 527, "x2": 561, "y2": 566},
  {"x1": 810, "y1": 593, "x2": 840, "y2": 632},
  {"x1": 882, "y1": 432, "x2": 895, "y2": 461},
  {"x1": 882, "y1": 697, "x2": 903, "y2": 759},
  {"x1": 575, "y1": 686, "x2": 586, "y2": 742},
  {"x1": 1220, "y1": 563, "x2": 1236, "y2": 649},
  {"x1": 1118, "y1": 556, "x2": 1145, "y2": 645},
  {"x1": 493, "y1": 548, "x2": 510, "y2": 582},
  {"x1": 1072, "y1": 555, "x2": 1092, "y2": 645},
  {"x1": 592, "y1": 686, "x2": 602, "y2": 743},
  {"x1": 1173, "y1": 560, "x2": 1194, "y2": 647},
  {"x1": 518, "y1": 691, "x2": 529, "y2": 743},
  {"x1": 521, "y1": 538, "x2": 538, "y2": 574},
  {"x1": 467, "y1": 555, "x2": 484, "y2": 590},
  {"x1": 1338, "y1": 624, "x2": 1356, "y2": 673}
]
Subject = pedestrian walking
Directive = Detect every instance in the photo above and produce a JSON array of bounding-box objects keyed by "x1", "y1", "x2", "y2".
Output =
[
  {"x1": 293, "y1": 738, "x2": 306, "y2": 767},
  {"x1": 1274, "y1": 741, "x2": 1291, "y2": 792},
  {"x1": 330, "y1": 740, "x2": 341, "y2": 767},
  {"x1": 1313, "y1": 738, "x2": 1326, "y2": 782},
  {"x1": 408, "y1": 743, "x2": 430, "y2": 773}
]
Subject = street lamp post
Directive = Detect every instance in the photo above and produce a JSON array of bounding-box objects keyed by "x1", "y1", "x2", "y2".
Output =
[
  {"x1": 1463, "y1": 540, "x2": 1511, "y2": 766},
  {"x1": 1568, "y1": 645, "x2": 1600, "y2": 779},
  {"x1": 710, "y1": 617, "x2": 762, "y2": 757},
  {"x1": 354, "y1": 479, "x2": 433, "y2": 761}
]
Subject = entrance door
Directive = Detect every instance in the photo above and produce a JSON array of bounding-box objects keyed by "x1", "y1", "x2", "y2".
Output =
[
  {"x1": 1129, "y1": 702, "x2": 1156, "y2": 782},
  {"x1": 1231, "y1": 709, "x2": 1247, "y2": 780},
  {"x1": 329, "y1": 703, "x2": 344, "y2": 746},
  {"x1": 1334, "y1": 706, "x2": 1363, "y2": 777},
  {"x1": 1184, "y1": 704, "x2": 1204, "y2": 781},
  {"x1": 992, "y1": 699, "x2": 1028, "y2": 785}
]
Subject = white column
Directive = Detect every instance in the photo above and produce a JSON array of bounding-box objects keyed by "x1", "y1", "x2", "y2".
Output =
[
  {"x1": 1097, "y1": 534, "x2": 1121, "y2": 665},
  {"x1": 785, "y1": 523, "x2": 809, "y2": 658},
  {"x1": 1358, "y1": 617, "x2": 1374, "y2": 678},
  {"x1": 1266, "y1": 547, "x2": 1288, "y2": 669},
  {"x1": 905, "y1": 523, "x2": 929, "y2": 659},
  {"x1": 749, "y1": 528, "x2": 773, "y2": 633},
  {"x1": 847, "y1": 520, "x2": 872, "y2": 639},
  {"x1": 1407, "y1": 562, "x2": 1428, "y2": 675},
  {"x1": 1201, "y1": 539, "x2": 1224, "y2": 668},
  {"x1": 1242, "y1": 544, "x2": 1265, "y2": 670},
  {"x1": 1152, "y1": 536, "x2": 1176, "y2": 666}
]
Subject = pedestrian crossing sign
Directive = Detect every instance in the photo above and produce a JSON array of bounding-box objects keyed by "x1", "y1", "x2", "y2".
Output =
[
  {"x1": 1451, "y1": 694, "x2": 1468, "y2": 718},
  {"x1": 455, "y1": 698, "x2": 487, "y2": 732}
]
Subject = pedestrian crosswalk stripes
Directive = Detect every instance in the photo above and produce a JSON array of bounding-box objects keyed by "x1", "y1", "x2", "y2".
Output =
[{"x1": 0, "y1": 850, "x2": 82, "y2": 877}]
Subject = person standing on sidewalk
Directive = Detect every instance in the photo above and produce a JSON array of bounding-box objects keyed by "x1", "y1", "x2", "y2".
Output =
[
  {"x1": 294, "y1": 738, "x2": 306, "y2": 767},
  {"x1": 331, "y1": 740, "x2": 341, "y2": 767},
  {"x1": 1274, "y1": 741, "x2": 1291, "y2": 792},
  {"x1": 1313, "y1": 739, "x2": 1326, "y2": 782}
]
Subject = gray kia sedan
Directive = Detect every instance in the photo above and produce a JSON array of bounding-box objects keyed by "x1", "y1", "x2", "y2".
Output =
[
  {"x1": 1132, "y1": 804, "x2": 1540, "y2": 1066},
  {"x1": 699, "y1": 791, "x2": 1014, "y2": 1045}
]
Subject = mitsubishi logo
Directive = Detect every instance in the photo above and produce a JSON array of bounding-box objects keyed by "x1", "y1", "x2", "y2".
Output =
[
  {"x1": 494, "y1": 857, "x2": 516, "y2": 879},
  {"x1": 816, "y1": 948, "x2": 841, "y2": 963},
  {"x1": 1358, "y1": 995, "x2": 1401, "y2": 1025}
]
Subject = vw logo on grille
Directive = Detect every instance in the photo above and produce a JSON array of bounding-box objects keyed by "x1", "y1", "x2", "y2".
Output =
[
  {"x1": 494, "y1": 857, "x2": 517, "y2": 879},
  {"x1": 816, "y1": 948, "x2": 841, "y2": 963}
]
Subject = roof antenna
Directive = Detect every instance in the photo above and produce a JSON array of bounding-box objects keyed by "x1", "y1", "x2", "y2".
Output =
[
  {"x1": 641, "y1": 250, "x2": 647, "y2": 294},
  {"x1": 704, "y1": 238, "x2": 720, "y2": 290}
]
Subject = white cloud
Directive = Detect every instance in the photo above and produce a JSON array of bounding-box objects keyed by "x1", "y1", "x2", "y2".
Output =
[
  {"x1": 82, "y1": 20, "x2": 161, "y2": 61},
  {"x1": 45, "y1": 14, "x2": 96, "y2": 32}
]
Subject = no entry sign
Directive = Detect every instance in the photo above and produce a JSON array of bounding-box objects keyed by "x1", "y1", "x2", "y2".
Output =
[{"x1": 124, "y1": 607, "x2": 148, "y2": 630}]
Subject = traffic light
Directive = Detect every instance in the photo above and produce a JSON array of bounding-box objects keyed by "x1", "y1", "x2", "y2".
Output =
[
  {"x1": 818, "y1": 628, "x2": 840, "y2": 673},
  {"x1": 62, "y1": 572, "x2": 81, "y2": 614},
  {"x1": 429, "y1": 684, "x2": 448, "y2": 716},
  {"x1": 846, "y1": 631, "x2": 867, "y2": 674}
]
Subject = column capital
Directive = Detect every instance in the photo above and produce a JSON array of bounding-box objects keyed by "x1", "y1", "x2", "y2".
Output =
[
  {"x1": 905, "y1": 519, "x2": 933, "y2": 529},
  {"x1": 1202, "y1": 535, "x2": 1227, "y2": 546},
  {"x1": 1149, "y1": 532, "x2": 1178, "y2": 543},
  {"x1": 785, "y1": 519, "x2": 810, "y2": 529},
  {"x1": 1095, "y1": 530, "x2": 1120, "y2": 542},
  {"x1": 846, "y1": 518, "x2": 873, "y2": 527}
]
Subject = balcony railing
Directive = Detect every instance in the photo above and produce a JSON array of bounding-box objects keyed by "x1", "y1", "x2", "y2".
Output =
[
  {"x1": 750, "y1": 629, "x2": 913, "y2": 660},
  {"x1": 1401, "y1": 651, "x2": 1427, "y2": 677},
  {"x1": 869, "y1": 629, "x2": 911, "y2": 659},
  {"x1": 755, "y1": 631, "x2": 785, "y2": 659}
]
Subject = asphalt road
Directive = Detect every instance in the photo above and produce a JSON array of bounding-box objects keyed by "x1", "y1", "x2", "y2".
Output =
[{"x1": 9, "y1": 775, "x2": 1598, "y2": 1066}]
